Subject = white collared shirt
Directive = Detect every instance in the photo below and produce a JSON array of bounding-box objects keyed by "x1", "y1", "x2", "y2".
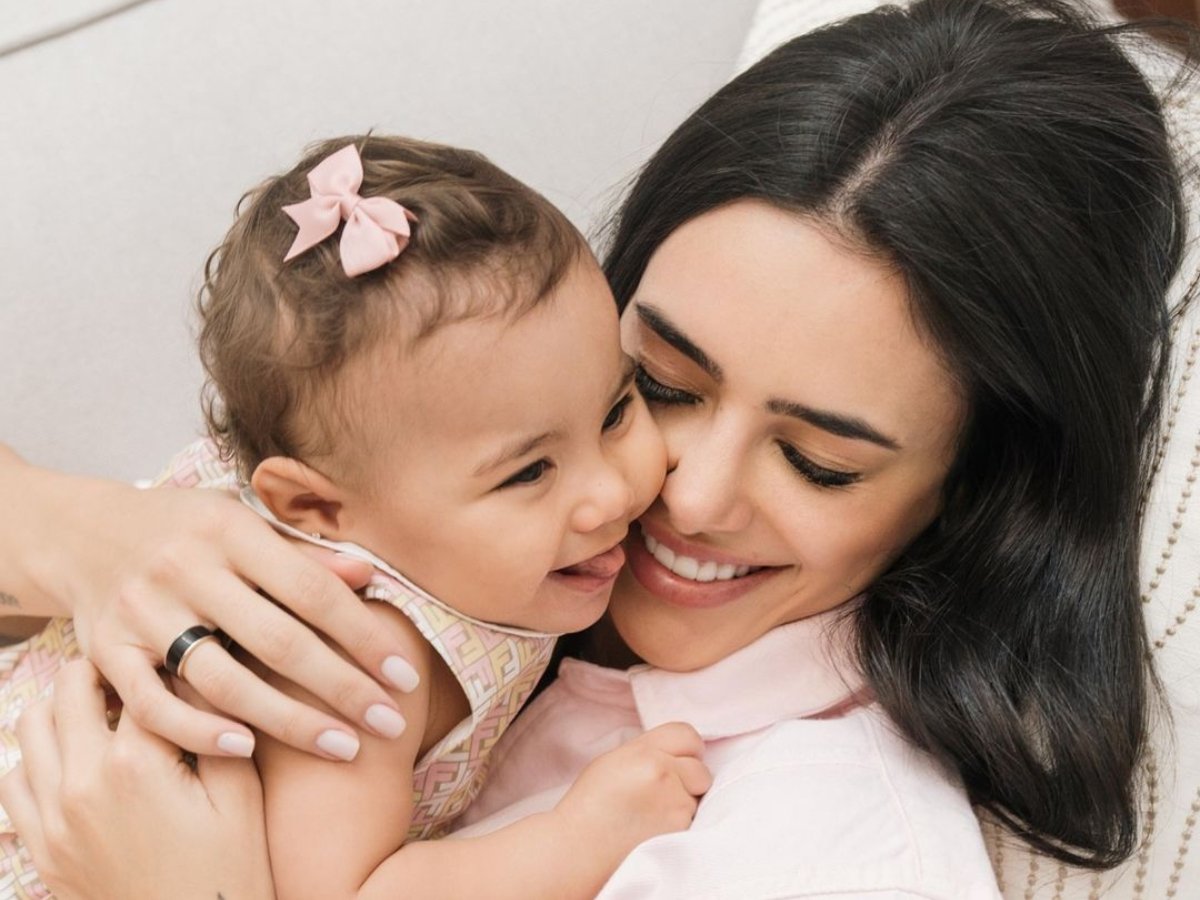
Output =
[{"x1": 454, "y1": 612, "x2": 1001, "y2": 899}]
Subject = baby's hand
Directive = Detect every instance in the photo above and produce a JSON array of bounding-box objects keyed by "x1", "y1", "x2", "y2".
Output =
[{"x1": 554, "y1": 722, "x2": 711, "y2": 865}]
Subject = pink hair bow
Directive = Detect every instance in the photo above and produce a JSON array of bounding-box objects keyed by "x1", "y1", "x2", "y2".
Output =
[{"x1": 282, "y1": 144, "x2": 417, "y2": 277}]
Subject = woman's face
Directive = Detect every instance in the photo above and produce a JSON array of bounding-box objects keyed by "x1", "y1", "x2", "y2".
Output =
[{"x1": 610, "y1": 200, "x2": 967, "y2": 671}]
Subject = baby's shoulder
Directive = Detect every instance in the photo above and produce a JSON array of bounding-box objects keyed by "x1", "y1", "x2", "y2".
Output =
[{"x1": 361, "y1": 599, "x2": 468, "y2": 753}]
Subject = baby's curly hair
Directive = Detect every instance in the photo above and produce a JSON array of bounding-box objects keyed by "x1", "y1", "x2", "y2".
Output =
[{"x1": 197, "y1": 134, "x2": 585, "y2": 482}]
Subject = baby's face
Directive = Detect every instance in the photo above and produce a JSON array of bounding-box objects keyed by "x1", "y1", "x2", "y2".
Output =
[{"x1": 336, "y1": 257, "x2": 666, "y2": 634}]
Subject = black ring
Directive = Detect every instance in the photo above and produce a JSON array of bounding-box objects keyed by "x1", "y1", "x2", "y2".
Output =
[{"x1": 164, "y1": 625, "x2": 216, "y2": 677}]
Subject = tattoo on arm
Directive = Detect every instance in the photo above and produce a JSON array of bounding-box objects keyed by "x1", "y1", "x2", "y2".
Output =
[{"x1": 0, "y1": 592, "x2": 20, "y2": 609}]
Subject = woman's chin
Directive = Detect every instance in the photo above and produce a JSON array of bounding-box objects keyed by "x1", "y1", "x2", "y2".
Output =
[{"x1": 607, "y1": 569, "x2": 744, "y2": 672}]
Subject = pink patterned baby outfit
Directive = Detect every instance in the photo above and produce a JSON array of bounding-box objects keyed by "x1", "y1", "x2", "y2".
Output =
[{"x1": 0, "y1": 439, "x2": 557, "y2": 897}]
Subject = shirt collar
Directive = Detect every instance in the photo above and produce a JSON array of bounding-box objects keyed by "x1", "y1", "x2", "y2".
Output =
[{"x1": 560, "y1": 605, "x2": 867, "y2": 740}]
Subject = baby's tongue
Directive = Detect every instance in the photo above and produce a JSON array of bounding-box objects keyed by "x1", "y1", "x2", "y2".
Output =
[{"x1": 557, "y1": 544, "x2": 624, "y2": 578}]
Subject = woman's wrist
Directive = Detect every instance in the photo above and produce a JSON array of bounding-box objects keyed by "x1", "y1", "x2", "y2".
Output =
[{"x1": 0, "y1": 443, "x2": 76, "y2": 618}]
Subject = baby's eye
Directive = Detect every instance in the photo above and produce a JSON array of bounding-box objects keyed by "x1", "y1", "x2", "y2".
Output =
[
  {"x1": 498, "y1": 459, "x2": 552, "y2": 489},
  {"x1": 603, "y1": 393, "x2": 635, "y2": 432}
]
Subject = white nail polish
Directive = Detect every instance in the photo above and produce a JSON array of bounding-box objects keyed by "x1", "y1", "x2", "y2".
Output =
[
  {"x1": 365, "y1": 704, "x2": 407, "y2": 739},
  {"x1": 216, "y1": 732, "x2": 255, "y2": 758},
  {"x1": 382, "y1": 656, "x2": 421, "y2": 692},
  {"x1": 316, "y1": 729, "x2": 360, "y2": 761}
]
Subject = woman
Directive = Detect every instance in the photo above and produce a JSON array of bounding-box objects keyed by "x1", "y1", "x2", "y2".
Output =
[{"x1": 0, "y1": 0, "x2": 1193, "y2": 896}]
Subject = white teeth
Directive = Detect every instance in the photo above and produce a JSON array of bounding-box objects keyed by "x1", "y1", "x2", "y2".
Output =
[{"x1": 641, "y1": 532, "x2": 759, "y2": 582}]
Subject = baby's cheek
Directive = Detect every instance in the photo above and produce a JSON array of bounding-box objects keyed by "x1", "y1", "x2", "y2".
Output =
[{"x1": 612, "y1": 427, "x2": 662, "y2": 520}]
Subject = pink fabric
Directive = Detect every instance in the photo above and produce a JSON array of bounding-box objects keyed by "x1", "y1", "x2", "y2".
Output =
[
  {"x1": 282, "y1": 144, "x2": 416, "y2": 277},
  {"x1": 0, "y1": 620, "x2": 80, "y2": 899},
  {"x1": 455, "y1": 612, "x2": 1002, "y2": 899}
]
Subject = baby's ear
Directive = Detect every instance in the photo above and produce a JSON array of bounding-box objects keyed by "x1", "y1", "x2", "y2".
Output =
[{"x1": 251, "y1": 457, "x2": 347, "y2": 538}]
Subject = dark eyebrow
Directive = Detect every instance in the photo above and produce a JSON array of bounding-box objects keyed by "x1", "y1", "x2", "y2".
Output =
[
  {"x1": 766, "y1": 398, "x2": 901, "y2": 451},
  {"x1": 635, "y1": 303, "x2": 722, "y2": 381},
  {"x1": 473, "y1": 429, "x2": 562, "y2": 478}
]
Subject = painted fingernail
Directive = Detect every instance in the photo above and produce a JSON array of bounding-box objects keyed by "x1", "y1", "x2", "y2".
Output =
[
  {"x1": 382, "y1": 655, "x2": 421, "y2": 692},
  {"x1": 316, "y1": 729, "x2": 360, "y2": 761},
  {"x1": 364, "y1": 704, "x2": 407, "y2": 739},
  {"x1": 216, "y1": 732, "x2": 256, "y2": 758}
]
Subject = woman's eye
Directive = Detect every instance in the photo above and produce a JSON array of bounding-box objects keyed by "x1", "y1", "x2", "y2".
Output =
[
  {"x1": 634, "y1": 364, "x2": 700, "y2": 406},
  {"x1": 498, "y1": 459, "x2": 551, "y2": 489},
  {"x1": 777, "y1": 442, "x2": 860, "y2": 489},
  {"x1": 603, "y1": 393, "x2": 635, "y2": 432}
]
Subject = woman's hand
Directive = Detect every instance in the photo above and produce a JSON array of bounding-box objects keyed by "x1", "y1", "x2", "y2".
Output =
[
  {"x1": 0, "y1": 661, "x2": 276, "y2": 900},
  {"x1": 4, "y1": 447, "x2": 420, "y2": 758}
]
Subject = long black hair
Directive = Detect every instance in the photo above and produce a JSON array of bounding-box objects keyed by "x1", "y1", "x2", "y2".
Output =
[{"x1": 603, "y1": 0, "x2": 1194, "y2": 869}]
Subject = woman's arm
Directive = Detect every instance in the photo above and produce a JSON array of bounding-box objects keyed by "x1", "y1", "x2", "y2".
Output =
[
  {"x1": 0, "y1": 660, "x2": 276, "y2": 900},
  {"x1": 0, "y1": 444, "x2": 82, "y2": 618},
  {"x1": 0, "y1": 443, "x2": 418, "y2": 758}
]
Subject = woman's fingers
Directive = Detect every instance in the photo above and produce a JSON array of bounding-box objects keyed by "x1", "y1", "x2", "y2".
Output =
[
  {"x1": 5, "y1": 660, "x2": 275, "y2": 900},
  {"x1": 0, "y1": 764, "x2": 47, "y2": 865},
  {"x1": 79, "y1": 487, "x2": 419, "y2": 757},
  {"x1": 224, "y1": 533, "x2": 421, "y2": 692},
  {"x1": 292, "y1": 542, "x2": 375, "y2": 591},
  {"x1": 187, "y1": 568, "x2": 413, "y2": 735},
  {"x1": 50, "y1": 659, "x2": 113, "y2": 767},
  {"x1": 93, "y1": 644, "x2": 257, "y2": 757},
  {"x1": 13, "y1": 701, "x2": 61, "y2": 813},
  {"x1": 170, "y1": 642, "x2": 364, "y2": 761}
]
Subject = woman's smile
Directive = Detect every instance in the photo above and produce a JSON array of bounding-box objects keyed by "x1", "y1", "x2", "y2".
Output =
[{"x1": 625, "y1": 521, "x2": 780, "y2": 610}]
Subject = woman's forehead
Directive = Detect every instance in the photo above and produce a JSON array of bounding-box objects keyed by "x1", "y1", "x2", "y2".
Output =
[{"x1": 628, "y1": 201, "x2": 965, "y2": 455}]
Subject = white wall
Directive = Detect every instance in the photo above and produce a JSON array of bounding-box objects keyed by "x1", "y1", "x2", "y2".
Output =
[{"x1": 0, "y1": 0, "x2": 757, "y2": 481}]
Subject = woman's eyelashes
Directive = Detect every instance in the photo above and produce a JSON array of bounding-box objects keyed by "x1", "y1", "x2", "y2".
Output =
[
  {"x1": 633, "y1": 364, "x2": 700, "y2": 406},
  {"x1": 777, "y1": 441, "x2": 860, "y2": 489},
  {"x1": 635, "y1": 359, "x2": 859, "y2": 489}
]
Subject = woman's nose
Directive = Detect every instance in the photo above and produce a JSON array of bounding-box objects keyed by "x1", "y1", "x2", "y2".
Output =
[
  {"x1": 659, "y1": 419, "x2": 753, "y2": 536},
  {"x1": 571, "y1": 457, "x2": 636, "y2": 534}
]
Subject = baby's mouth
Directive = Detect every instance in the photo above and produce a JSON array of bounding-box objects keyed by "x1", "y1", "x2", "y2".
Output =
[{"x1": 554, "y1": 542, "x2": 626, "y2": 579}]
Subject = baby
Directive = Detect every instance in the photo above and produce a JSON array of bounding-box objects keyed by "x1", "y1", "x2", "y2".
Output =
[{"x1": 0, "y1": 135, "x2": 708, "y2": 899}]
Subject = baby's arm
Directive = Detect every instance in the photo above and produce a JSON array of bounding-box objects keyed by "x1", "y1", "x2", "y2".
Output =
[
  {"x1": 358, "y1": 721, "x2": 712, "y2": 900},
  {"x1": 252, "y1": 599, "x2": 434, "y2": 899},
  {"x1": 257, "y1": 598, "x2": 711, "y2": 900}
]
